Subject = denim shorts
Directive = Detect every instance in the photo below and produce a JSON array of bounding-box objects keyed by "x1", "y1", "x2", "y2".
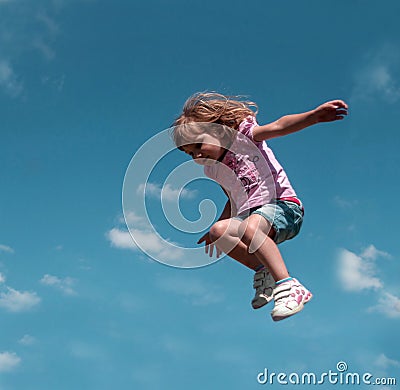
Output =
[{"x1": 236, "y1": 199, "x2": 304, "y2": 245}]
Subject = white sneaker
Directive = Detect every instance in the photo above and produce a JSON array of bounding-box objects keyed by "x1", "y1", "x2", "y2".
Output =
[
  {"x1": 251, "y1": 268, "x2": 275, "y2": 309},
  {"x1": 271, "y1": 278, "x2": 312, "y2": 321}
]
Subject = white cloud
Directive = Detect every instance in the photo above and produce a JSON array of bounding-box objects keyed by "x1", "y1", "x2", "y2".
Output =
[
  {"x1": 0, "y1": 244, "x2": 15, "y2": 254},
  {"x1": 352, "y1": 44, "x2": 400, "y2": 103},
  {"x1": 121, "y1": 211, "x2": 147, "y2": 228},
  {"x1": 367, "y1": 65, "x2": 400, "y2": 102},
  {"x1": 18, "y1": 334, "x2": 37, "y2": 346},
  {"x1": 106, "y1": 227, "x2": 184, "y2": 261},
  {"x1": 0, "y1": 273, "x2": 5, "y2": 284},
  {"x1": 40, "y1": 274, "x2": 77, "y2": 296},
  {"x1": 0, "y1": 60, "x2": 23, "y2": 97},
  {"x1": 157, "y1": 276, "x2": 224, "y2": 306},
  {"x1": 360, "y1": 245, "x2": 391, "y2": 261},
  {"x1": 375, "y1": 353, "x2": 400, "y2": 369},
  {"x1": 338, "y1": 245, "x2": 400, "y2": 319},
  {"x1": 337, "y1": 248, "x2": 383, "y2": 291},
  {"x1": 107, "y1": 228, "x2": 137, "y2": 250},
  {"x1": 137, "y1": 182, "x2": 197, "y2": 202},
  {"x1": 368, "y1": 292, "x2": 400, "y2": 319},
  {"x1": 0, "y1": 351, "x2": 21, "y2": 372},
  {"x1": 0, "y1": 287, "x2": 41, "y2": 312}
]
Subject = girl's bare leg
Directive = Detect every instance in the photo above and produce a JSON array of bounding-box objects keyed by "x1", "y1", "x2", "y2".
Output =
[
  {"x1": 238, "y1": 214, "x2": 289, "y2": 281},
  {"x1": 209, "y1": 218, "x2": 276, "y2": 272}
]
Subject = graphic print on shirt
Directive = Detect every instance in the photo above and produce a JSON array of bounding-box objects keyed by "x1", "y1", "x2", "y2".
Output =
[{"x1": 224, "y1": 151, "x2": 262, "y2": 195}]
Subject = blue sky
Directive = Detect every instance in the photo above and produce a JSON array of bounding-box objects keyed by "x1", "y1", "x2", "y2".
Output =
[{"x1": 1, "y1": 0, "x2": 400, "y2": 389}]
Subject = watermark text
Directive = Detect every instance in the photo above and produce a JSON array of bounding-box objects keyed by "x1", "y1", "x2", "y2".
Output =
[{"x1": 257, "y1": 361, "x2": 397, "y2": 386}]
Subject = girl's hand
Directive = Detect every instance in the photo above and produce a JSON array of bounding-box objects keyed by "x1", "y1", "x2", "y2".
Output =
[
  {"x1": 197, "y1": 232, "x2": 222, "y2": 258},
  {"x1": 313, "y1": 100, "x2": 348, "y2": 123}
]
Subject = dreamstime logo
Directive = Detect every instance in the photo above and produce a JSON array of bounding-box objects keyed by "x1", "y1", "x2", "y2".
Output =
[
  {"x1": 256, "y1": 361, "x2": 397, "y2": 386},
  {"x1": 122, "y1": 124, "x2": 276, "y2": 268}
]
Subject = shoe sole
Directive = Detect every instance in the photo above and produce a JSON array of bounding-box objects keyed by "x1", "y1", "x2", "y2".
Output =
[
  {"x1": 271, "y1": 292, "x2": 313, "y2": 322},
  {"x1": 252, "y1": 295, "x2": 274, "y2": 310}
]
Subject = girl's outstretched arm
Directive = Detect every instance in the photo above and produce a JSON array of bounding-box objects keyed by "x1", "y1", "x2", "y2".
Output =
[{"x1": 253, "y1": 100, "x2": 348, "y2": 142}]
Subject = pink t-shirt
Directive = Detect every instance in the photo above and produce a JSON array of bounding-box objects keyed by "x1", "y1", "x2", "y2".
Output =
[{"x1": 204, "y1": 116, "x2": 297, "y2": 216}]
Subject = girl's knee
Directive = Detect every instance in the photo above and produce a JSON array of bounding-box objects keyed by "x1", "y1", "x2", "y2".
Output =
[{"x1": 209, "y1": 220, "x2": 229, "y2": 241}]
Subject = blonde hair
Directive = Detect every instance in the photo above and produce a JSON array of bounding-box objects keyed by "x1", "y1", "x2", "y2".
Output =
[
  {"x1": 171, "y1": 92, "x2": 258, "y2": 149},
  {"x1": 173, "y1": 92, "x2": 258, "y2": 128}
]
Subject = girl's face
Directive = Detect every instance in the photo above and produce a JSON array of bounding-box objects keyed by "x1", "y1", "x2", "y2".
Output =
[{"x1": 182, "y1": 133, "x2": 225, "y2": 165}]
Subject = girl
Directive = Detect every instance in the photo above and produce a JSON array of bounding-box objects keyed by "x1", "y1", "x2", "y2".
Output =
[{"x1": 172, "y1": 92, "x2": 348, "y2": 321}]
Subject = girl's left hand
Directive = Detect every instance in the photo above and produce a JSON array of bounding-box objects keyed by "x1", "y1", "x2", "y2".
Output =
[
  {"x1": 197, "y1": 232, "x2": 222, "y2": 258},
  {"x1": 313, "y1": 100, "x2": 348, "y2": 123}
]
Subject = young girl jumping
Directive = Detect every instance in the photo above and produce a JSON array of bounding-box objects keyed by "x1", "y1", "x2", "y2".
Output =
[{"x1": 171, "y1": 92, "x2": 348, "y2": 321}]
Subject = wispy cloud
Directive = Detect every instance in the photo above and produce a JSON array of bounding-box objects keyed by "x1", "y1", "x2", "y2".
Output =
[
  {"x1": 0, "y1": 272, "x2": 41, "y2": 312},
  {"x1": 106, "y1": 228, "x2": 137, "y2": 250},
  {"x1": 108, "y1": 210, "x2": 185, "y2": 262},
  {"x1": 37, "y1": 10, "x2": 59, "y2": 35},
  {"x1": 375, "y1": 353, "x2": 400, "y2": 369},
  {"x1": 32, "y1": 10, "x2": 59, "y2": 61},
  {"x1": 337, "y1": 247, "x2": 383, "y2": 291},
  {"x1": 121, "y1": 211, "x2": 147, "y2": 228},
  {"x1": 18, "y1": 334, "x2": 37, "y2": 346},
  {"x1": 368, "y1": 292, "x2": 400, "y2": 319},
  {"x1": 0, "y1": 1, "x2": 66, "y2": 98},
  {"x1": 41, "y1": 73, "x2": 65, "y2": 92},
  {"x1": 0, "y1": 60, "x2": 23, "y2": 97},
  {"x1": 351, "y1": 43, "x2": 400, "y2": 103},
  {"x1": 337, "y1": 245, "x2": 400, "y2": 319},
  {"x1": 33, "y1": 37, "x2": 56, "y2": 61},
  {"x1": 106, "y1": 227, "x2": 184, "y2": 261},
  {"x1": 0, "y1": 287, "x2": 41, "y2": 312},
  {"x1": 40, "y1": 274, "x2": 77, "y2": 296},
  {"x1": 137, "y1": 182, "x2": 197, "y2": 202},
  {"x1": 0, "y1": 244, "x2": 15, "y2": 254},
  {"x1": 360, "y1": 245, "x2": 391, "y2": 261},
  {"x1": 0, "y1": 351, "x2": 21, "y2": 373}
]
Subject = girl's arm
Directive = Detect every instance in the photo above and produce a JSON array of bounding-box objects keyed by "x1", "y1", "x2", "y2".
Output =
[{"x1": 252, "y1": 100, "x2": 348, "y2": 142}]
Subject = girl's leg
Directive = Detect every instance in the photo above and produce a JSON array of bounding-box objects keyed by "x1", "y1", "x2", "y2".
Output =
[
  {"x1": 211, "y1": 212, "x2": 312, "y2": 321},
  {"x1": 209, "y1": 217, "x2": 282, "y2": 310},
  {"x1": 209, "y1": 217, "x2": 275, "y2": 271},
  {"x1": 237, "y1": 214, "x2": 289, "y2": 282}
]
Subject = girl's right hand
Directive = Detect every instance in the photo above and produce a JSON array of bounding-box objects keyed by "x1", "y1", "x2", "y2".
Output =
[
  {"x1": 197, "y1": 232, "x2": 222, "y2": 258},
  {"x1": 313, "y1": 100, "x2": 348, "y2": 123}
]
